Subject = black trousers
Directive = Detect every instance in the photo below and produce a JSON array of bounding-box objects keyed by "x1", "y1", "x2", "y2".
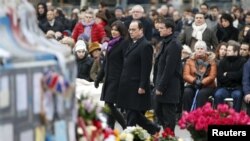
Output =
[
  {"x1": 246, "y1": 102, "x2": 250, "y2": 116},
  {"x1": 155, "y1": 102, "x2": 176, "y2": 131},
  {"x1": 183, "y1": 86, "x2": 214, "y2": 111},
  {"x1": 106, "y1": 102, "x2": 126, "y2": 129},
  {"x1": 126, "y1": 109, "x2": 160, "y2": 135}
]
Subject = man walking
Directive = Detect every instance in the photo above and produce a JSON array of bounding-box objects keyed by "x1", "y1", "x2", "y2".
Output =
[
  {"x1": 117, "y1": 20, "x2": 160, "y2": 135},
  {"x1": 153, "y1": 18, "x2": 182, "y2": 131}
]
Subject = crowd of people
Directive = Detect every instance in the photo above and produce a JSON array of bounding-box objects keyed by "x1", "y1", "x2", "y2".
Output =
[{"x1": 36, "y1": 1, "x2": 250, "y2": 135}]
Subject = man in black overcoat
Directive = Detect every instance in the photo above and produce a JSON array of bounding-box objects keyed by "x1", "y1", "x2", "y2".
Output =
[
  {"x1": 117, "y1": 20, "x2": 160, "y2": 135},
  {"x1": 153, "y1": 18, "x2": 182, "y2": 131}
]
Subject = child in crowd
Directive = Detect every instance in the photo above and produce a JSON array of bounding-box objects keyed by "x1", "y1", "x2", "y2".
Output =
[{"x1": 74, "y1": 40, "x2": 93, "y2": 81}]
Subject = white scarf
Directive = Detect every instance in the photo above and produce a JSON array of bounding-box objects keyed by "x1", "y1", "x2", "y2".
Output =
[
  {"x1": 48, "y1": 19, "x2": 55, "y2": 27},
  {"x1": 192, "y1": 23, "x2": 207, "y2": 40}
]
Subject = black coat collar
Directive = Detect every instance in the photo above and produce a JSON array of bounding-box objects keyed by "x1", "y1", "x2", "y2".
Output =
[{"x1": 125, "y1": 37, "x2": 145, "y2": 55}]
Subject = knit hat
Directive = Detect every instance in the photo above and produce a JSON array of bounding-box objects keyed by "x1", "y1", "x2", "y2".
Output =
[
  {"x1": 88, "y1": 42, "x2": 101, "y2": 53},
  {"x1": 74, "y1": 40, "x2": 87, "y2": 52}
]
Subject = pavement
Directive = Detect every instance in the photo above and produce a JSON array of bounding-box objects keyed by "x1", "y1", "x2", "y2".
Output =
[{"x1": 175, "y1": 125, "x2": 193, "y2": 141}]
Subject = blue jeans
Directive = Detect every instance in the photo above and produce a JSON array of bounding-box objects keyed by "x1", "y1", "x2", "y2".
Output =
[{"x1": 214, "y1": 88, "x2": 243, "y2": 112}]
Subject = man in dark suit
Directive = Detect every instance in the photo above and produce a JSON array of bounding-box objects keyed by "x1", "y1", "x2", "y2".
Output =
[
  {"x1": 117, "y1": 20, "x2": 160, "y2": 135},
  {"x1": 153, "y1": 18, "x2": 182, "y2": 131}
]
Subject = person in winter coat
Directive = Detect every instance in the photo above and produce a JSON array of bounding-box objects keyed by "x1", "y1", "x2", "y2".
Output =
[
  {"x1": 94, "y1": 21, "x2": 128, "y2": 129},
  {"x1": 36, "y1": 2, "x2": 47, "y2": 29},
  {"x1": 180, "y1": 12, "x2": 218, "y2": 52},
  {"x1": 40, "y1": 9, "x2": 64, "y2": 34},
  {"x1": 72, "y1": 9, "x2": 106, "y2": 43},
  {"x1": 243, "y1": 58, "x2": 250, "y2": 116},
  {"x1": 183, "y1": 40, "x2": 217, "y2": 111},
  {"x1": 214, "y1": 40, "x2": 246, "y2": 112},
  {"x1": 117, "y1": 20, "x2": 160, "y2": 135},
  {"x1": 124, "y1": 5, "x2": 153, "y2": 41},
  {"x1": 216, "y1": 13, "x2": 239, "y2": 42},
  {"x1": 153, "y1": 18, "x2": 182, "y2": 131},
  {"x1": 89, "y1": 42, "x2": 102, "y2": 81},
  {"x1": 74, "y1": 40, "x2": 93, "y2": 81}
]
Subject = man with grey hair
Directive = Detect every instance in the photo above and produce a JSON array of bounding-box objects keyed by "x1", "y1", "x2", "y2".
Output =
[{"x1": 124, "y1": 5, "x2": 153, "y2": 41}]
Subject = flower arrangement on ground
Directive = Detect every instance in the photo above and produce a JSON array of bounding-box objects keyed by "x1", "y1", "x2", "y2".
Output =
[
  {"x1": 152, "y1": 127, "x2": 185, "y2": 141},
  {"x1": 119, "y1": 126, "x2": 152, "y2": 141},
  {"x1": 155, "y1": 127, "x2": 179, "y2": 141},
  {"x1": 77, "y1": 96, "x2": 110, "y2": 141},
  {"x1": 178, "y1": 103, "x2": 250, "y2": 141}
]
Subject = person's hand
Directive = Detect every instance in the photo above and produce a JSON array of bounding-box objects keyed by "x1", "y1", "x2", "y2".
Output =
[
  {"x1": 155, "y1": 89, "x2": 162, "y2": 95},
  {"x1": 138, "y1": 88, "x2": 145, "y2": 94},
  {"x1": 94, "y1": 80, "x2": 99, "y2": 88},
  {"x1": 194, "y1": 79, "x2": 202, "y2": 89},
  {"x1": 244, "y1": 94, "x2": 250, "y2": 103}
]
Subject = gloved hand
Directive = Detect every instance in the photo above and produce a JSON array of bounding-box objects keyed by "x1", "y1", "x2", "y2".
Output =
[
  {"x1": 194, "y1": 79, "x2": 202, "y2": 89},
  {"x1": 94, "y1": 80, "x2": 99, "y2": 88}
]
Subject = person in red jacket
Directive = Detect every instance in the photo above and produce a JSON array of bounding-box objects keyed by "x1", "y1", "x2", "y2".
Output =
[{"x1": 72, "y1": 9, "x2": 106, "y2": 43}]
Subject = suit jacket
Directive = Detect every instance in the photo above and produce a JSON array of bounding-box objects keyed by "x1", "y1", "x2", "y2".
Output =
[
  {"x1": 117, "y1": 37, "x2": 153, "y2": 111},
  {"x1": 154, "y1": 34, "x2": 182, "y2": 103}
]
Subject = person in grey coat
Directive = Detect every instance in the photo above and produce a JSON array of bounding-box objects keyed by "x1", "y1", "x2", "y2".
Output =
[
  {"x1": 180, "y1": 12, "x2": 218, "y2": 52},
  {"x1": 117, "y1": 20, "x2": 160, "y2": 135},
  {"x1": 153, "y1": 18, "x2": 182, "y2": 131}
]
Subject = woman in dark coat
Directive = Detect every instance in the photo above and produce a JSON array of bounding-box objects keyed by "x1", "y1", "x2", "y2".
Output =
[
  {"x1": 94, "y1": 21, "x2": 128, "y2": 129},
  {"x1": 74, "y1": 40, "x2": 93, "y2": 81},
  {"x1": 36, "y1": 2, "x2": 48, "y2": 29},
  {"x1": 216, "y1": 13, "x2": 239, "y2": 42}
]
